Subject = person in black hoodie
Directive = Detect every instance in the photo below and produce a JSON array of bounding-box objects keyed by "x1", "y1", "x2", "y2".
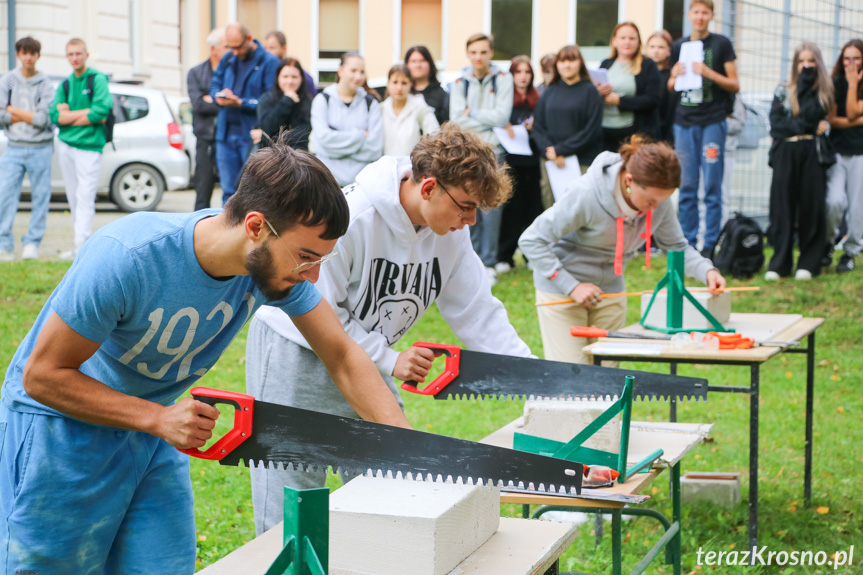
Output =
[
  {"x1": 496, "y1": 56, "x2": 544, "y2": 273},
  {"x1": 253, "y1": 58, "x2": 312, "y2": 150},
  {"x1": 765, "y1": 42, "x2": 834, "y2": 281},
  {"x1": 647, "y1": 30, "x2": 676, "y2": 144},
  {"x1": 532, "y1": 44, "x2": 603, "y2": 208},
  {"x1": 405, "y1": 45, "x2": 449, "y2": 126},
  {"x1": 598, "y1": 22, "x2": 661, "y2": 150}
]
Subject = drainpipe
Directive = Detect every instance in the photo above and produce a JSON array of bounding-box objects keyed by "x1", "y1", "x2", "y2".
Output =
[
  {"x1": 210, "y1": 0, "x2": 216, "y2": 30},
  {"x1": 7, "y1": 0, "x2": 17, "y2": 70}
]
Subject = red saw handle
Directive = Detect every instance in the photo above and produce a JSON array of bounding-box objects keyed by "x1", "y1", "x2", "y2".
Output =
[
  {"x1": 400, "y1": 343, "x2": 462, "y2": 396},
  {"x1": 178, "y1": 387, "x2": 254, "y2": 460}
]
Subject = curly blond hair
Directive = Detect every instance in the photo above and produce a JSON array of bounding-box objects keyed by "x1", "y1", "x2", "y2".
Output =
[{"x1": 409, "y1": 124, "x2": 513, "y2": 209}]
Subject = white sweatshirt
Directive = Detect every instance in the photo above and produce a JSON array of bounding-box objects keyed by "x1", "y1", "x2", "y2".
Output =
[
  {"x1": 382, "y1": 94, "x2": 440, "y2": 156},
  {"x1": 255, "y1": 156, "x2": 533, "y2": 376}
]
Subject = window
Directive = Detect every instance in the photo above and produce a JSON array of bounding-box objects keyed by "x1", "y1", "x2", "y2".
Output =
[
  {"x1": 576, "y1": 0, "x2": 618, "y2": 62},
  {"x1": 491, "y1": 0, "x2": 533, "y2": 61},
  {"x1": 113, "y1": 94, "x2": 149, "y2": 123},
  {"x1": 664, "y1": 0, "x2": 684, "y2": 41},
  {"x1": 238, "y1": 0, "x2": 278, "y2": 41},
  {"x1": 402, "y1": 0, "x2": 442, "y2": 59},
  {"x1": 319, "y1": 0, "x2": 360, "y2": 59}
]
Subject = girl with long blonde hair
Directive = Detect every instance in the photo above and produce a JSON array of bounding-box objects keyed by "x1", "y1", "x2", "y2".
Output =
[{"x1": 766, "y1": 42, "x2": 834, "y2": 280}]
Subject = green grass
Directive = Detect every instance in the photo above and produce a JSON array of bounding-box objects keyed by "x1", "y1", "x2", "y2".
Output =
[{"x1": 1, "y1": 253, "x2": 862, "y2": 574}]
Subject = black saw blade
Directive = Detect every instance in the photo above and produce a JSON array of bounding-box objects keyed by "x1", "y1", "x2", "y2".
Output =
[
  {"x1": 428, "y1": 350, "x2": 707, "y2": 402},
  {"x1": 221, "y1": 399, "x2": 584, "y2": 495}
]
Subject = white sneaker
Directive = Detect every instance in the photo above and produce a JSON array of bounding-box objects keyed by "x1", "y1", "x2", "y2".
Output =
[
  {"x1": 494, "y1": 261, "x2": 512, "y2": 275},
  {"x1": 485, "y1": 266, "x2": 498, "y2": 287},
  {"x1": 58, "y1": 249, "x2": 78, "y2": 261},
  {"x1": 795, "y1": 269, "x2": 813, "y2": 280},
  {"x1": 0, "y1": 249, "x2": 14, "y2": 262},
  {"x1": 764, "y1": 271, "x2": 780, "y2": 281},
  {"x1": 21, "y1": 244, "x2": 39, "y2": 260}
]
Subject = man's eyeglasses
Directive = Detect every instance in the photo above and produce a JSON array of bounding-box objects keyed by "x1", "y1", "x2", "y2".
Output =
[
  {"x1": 432, "y1": 177, "x2": 478, "y2": 217},
  {"x1": 227, "y1": 37, "x2": 248, "y2": 51},
  {"x1": 264, "y1": 219, "x2": 338, "y2": 273}
]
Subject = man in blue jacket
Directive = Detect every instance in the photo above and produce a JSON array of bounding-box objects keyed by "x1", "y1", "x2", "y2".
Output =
[{"x1": 210, "y1": 22, "x2": 279, "y2": 205}]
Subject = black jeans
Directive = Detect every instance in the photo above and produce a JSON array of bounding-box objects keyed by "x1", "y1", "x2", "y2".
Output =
[
  {"x1": 767, "y1": 139, "x2": 827, "y2": 276},
  {"x1": 194, "y1": 138, "x2": 217, "y2": 211},
  {"x1": 498, "y1": 161, "x2": 543, "y2": 266}
]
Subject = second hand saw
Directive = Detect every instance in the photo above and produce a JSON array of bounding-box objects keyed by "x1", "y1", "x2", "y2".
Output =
[
  {"x1": 179, "y1": 387, "x2": 584, "y2": 496},
  {"x1": 399, "y1": 343, "x2": 708, "y2": 401}
]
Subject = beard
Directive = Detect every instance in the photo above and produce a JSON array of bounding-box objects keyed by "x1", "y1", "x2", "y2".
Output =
[{"x1": 245, "y1": 243, "x2": 295, "y2": 301}]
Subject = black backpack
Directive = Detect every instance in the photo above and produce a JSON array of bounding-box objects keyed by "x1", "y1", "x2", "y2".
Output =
[
  {"x1": 712, "y1": 213, "x2": 765, "y2": 278},
  {"x1": 63, "y1": 74, "x2": 115, "y2": 149}
]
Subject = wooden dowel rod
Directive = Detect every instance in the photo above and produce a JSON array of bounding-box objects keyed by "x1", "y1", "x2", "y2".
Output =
[{"x1": 535, "y1": 286, "x2": 761, "y2": 307}]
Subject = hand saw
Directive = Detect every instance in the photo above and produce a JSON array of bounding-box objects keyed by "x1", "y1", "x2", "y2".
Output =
[
  {"x1": 179, "y1": 387, "x2": 584, "y2": 495},
  {"x1": 399, "y1": 343, "x2": 707, "y2": 401}
]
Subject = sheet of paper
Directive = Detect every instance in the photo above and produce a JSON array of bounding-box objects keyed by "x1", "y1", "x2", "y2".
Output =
[
  {"x1": 588, "y1": 67, "x2": 609, "y2": 86},
  {"x1": 674, "y1": 40, "x2": 704, "y2": 92},
  {"x1": 588, "y1": 343, "x2": 668, "y2": 356},
  {"x1": 545, "y1": 157, "x2": 581, "y2": 201},
  {"x1": 493, "y1": 124, "x2": 533, "y2": 156}
]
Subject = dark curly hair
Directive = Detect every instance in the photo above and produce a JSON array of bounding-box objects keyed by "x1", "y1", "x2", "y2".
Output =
[{"x1": 409, "y1": 124, "x2": 513, "y2": 209}]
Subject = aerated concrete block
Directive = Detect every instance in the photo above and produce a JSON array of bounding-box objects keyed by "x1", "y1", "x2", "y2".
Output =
[
  {"x1": 523, "y1": 398, "x2": 621, "y2": 453},
  {"x1": 329, "y1": 476, "x2": 499, "y2": 575},
  {"x1": 681, "y1": 472, "x2": 741, "y2": 507}
]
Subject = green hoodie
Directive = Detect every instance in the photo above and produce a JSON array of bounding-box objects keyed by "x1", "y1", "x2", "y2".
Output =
[{"x1": 49, "y1": 68, "x2": 113, "y2": 152}]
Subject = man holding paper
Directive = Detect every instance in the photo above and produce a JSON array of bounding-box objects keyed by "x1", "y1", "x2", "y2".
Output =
[{"x1": 668, "y1": 0, "x2": 739, "y2": 260}]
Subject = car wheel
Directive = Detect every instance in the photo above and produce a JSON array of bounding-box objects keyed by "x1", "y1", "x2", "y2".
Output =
[{"x1": 110, "y1": 163, "x2": 165, "y2": 212}]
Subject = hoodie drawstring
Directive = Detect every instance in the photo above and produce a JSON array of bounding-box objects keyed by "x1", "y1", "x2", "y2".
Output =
[
  {"x1": 615, "y1": 210, "x2": 653, "y2": 276},
  {"x1": 640, "y1": 210, "x2": 652, "y2": 270}
]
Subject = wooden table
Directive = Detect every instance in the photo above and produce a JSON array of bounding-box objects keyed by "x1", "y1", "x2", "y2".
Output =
[
  {"x1": 583, "y1": 313, "x2": 824, "y2": 555},
  {"x1": 482, "y1": 419, "x2": 712, "y2": 575},
  {"x1": 198, "y1": 516, "x2": 579, "y2": 575}
]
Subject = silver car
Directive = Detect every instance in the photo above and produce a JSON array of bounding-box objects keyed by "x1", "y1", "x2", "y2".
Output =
[{"x1": 1, "y1": 81, "x2": 190, "y2": 212}]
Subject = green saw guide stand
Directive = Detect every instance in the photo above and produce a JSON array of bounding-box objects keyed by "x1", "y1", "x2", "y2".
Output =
[
  {"x1": 513, "y1": 376, "x2": 663, "y2": 484},
  {"x1": 640, "y1": 250, "x2": 732, "y2": 334},
  {"x1": 266, "y1": 487, "x2": 329, "y2": 575}
]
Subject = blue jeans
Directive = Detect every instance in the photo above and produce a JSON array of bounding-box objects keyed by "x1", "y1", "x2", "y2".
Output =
[
  {"x1": 215, "y1": 133, "x2": 250, "y2": 206},
  {"x1": 470, "y1": 207, "x2": 503, "y2": 267},
  {"x1": 0, "y1": 405, "x2": 196, "y2": 574},
  {"x1": 674, "y1": 121, "x2": 727, "y2": 250},
  {"x1": 0, "y1": 144, "x2": 53, "y2": 252}
]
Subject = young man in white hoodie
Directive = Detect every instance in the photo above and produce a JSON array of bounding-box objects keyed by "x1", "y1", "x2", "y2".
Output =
[
  {"x1": 449, "y1": 33, "x2": 514, "y2": 285},
  {"x1": 247, "y1": 124, "x2": 532, "y2": 535}
]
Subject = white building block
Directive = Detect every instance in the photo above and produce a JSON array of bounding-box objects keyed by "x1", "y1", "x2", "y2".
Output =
[
  {"x1": 640, "y1": 291, "x2": 731, "y2": 331},
  {"x1": 329, "y1": 476, "x2": 500, "y2": 575},
  {"x1": 523, "y1": 399, "x2": 621, "y2": 453}
]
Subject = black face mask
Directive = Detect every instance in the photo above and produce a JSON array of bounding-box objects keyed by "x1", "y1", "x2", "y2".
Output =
[{"x1": 799, "y1": 66, "x2": 817, "y2": 82}]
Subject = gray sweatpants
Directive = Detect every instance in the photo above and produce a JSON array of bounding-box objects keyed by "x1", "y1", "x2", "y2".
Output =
[
  {"x1": 825, "y1": 154, "x2": 863, "y2": 257},
  {"x1": 245, "y1": 316, "x2": 404, "y2": 535}
]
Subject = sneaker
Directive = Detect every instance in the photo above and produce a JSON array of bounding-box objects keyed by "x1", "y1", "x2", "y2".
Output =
[
  {"x1": 795, "y1": 269, "x2": 813, "y2": 280},
  {"x1": 485, "y1": 266, "x2": 498, "y2": 287},
  {"x1": 58, "y1": 249, "x2": 78, "y2": 261},
  {"x1": 764, "y1": 271, "x2": 780, "y2": 281},
  {"x1": 494, "y1": 261, "x2": 512, "y2": 275},
  {"x1": 821, "y1": 246, "x2": 835, "y2": 269},
  {"x1": 21, "y1": 244, "x2": 39, "y2": 260},
  {"x1": 0, "y1": 249, "x2": 14, "y2": 262},
  {"x1": 837, "y1": 254, "x2": 855, "y2": 274}
]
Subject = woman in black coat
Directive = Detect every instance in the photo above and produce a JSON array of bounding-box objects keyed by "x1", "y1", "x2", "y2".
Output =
[
  {"x1": 254, "y1": 58, "x2": 312, "y2": 150},
  {"x1": 405, "y1": 45, "x2": 450, "y2": 126},
  {"x1": 598, "y1": 22, "x2": 662, "y2": 150}
]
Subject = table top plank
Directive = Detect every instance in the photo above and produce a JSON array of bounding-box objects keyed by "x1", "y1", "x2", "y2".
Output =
[
  {"x1": 584, "y1": 314, "x2": 823, "y2": 363},
  {"x1": 198, "y1": 516, "x2": 578, "y2": 575}
]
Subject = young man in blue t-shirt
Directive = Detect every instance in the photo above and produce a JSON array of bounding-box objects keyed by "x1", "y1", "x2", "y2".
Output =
[
  {"x1": 0, "y1": 143, "x2": 410, "y2": 573},
  {"x1": 668, "y1": 0, "x2": 739, "y2": 259}
]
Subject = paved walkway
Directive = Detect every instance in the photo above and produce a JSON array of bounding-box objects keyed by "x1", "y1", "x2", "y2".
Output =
[{"x1": 6, "y1": 190, "x2": 218, "y2": 261}]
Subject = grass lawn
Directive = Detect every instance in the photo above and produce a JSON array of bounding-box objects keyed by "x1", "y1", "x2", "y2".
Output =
[{"x1": 1, "y1": 252, "x2": 861, "y2": 574}]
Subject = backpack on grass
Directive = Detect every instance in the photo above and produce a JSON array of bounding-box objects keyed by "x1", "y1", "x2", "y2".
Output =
[{"x1": 712, "y1": 213, "x2": 765, "y2": 278}]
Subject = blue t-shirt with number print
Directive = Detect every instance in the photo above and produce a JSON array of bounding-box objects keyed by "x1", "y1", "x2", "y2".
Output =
[{"x1": 2, "y1": 209, "x2": 321, "y2": 419}]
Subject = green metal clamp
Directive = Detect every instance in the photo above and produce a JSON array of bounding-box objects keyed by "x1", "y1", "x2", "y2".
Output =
[{"x1": 266, "y1": 486, "x2": 329, "y2": 575}]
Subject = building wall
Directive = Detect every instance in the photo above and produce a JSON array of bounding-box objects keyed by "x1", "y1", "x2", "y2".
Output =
[{"x1": 2, "y1": 0, "x2": 183, "y2": 95}]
